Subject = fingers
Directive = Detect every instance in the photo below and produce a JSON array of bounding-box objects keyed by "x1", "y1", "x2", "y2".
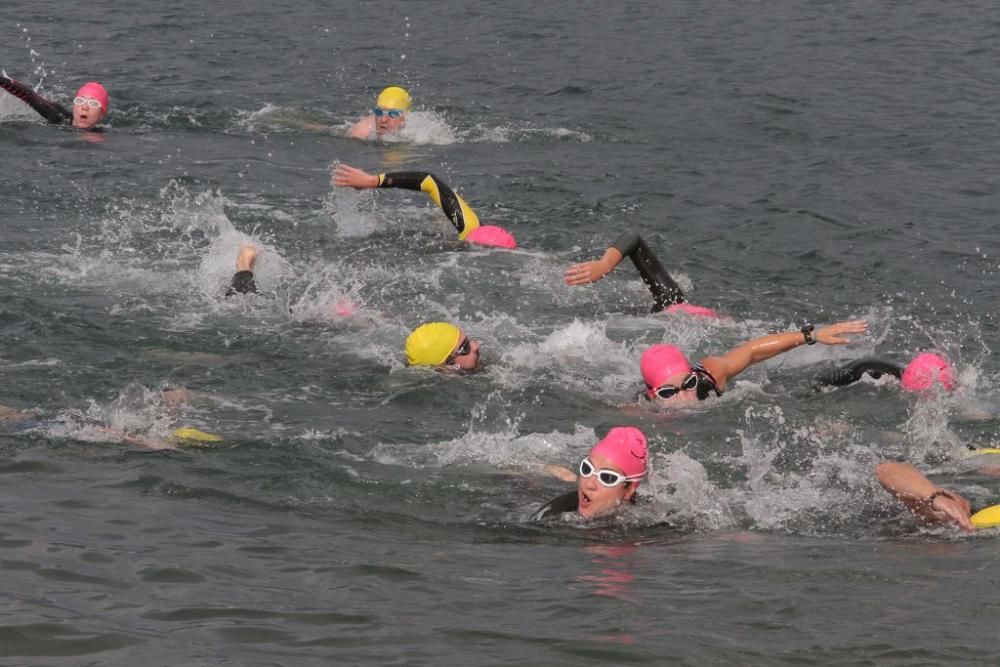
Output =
[{"x1": 564, "y1": 262, "x2": 593, "y2": 285}]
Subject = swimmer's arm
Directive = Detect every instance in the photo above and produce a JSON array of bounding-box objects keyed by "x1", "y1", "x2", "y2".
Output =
[
  {"x1": 0, "y1": 76, "x2": 71, "y2": 124},
  {"x1": 345, "y1": 115, "x2": 374, "y2": 139},
  {"x1": 565, "y1": 232, "x2": 645, "y2": 285},
  {"x1": 542, "y1": 464, "x2": 577, "y2": 483},
  {"x1": 704, "y1": 320, "x2": 869, "y2": 388},
  {"x1": 875, "y1": 461, "x2": 973, "y2": 531},
  {"x1": 332, "y1": 164, "x2": 480, "y2": 239},
  {"x1": 813, "y1": 358, "x2": 904, "y2": 388},
  {"x1": 566, "y1": 231, "x2": 685, "y2": 311}
]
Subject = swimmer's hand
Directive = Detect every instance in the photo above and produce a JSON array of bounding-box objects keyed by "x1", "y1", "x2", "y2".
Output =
[
  {"x1": 333, "y1": 164, "x2": 379, "y2": 190},
  {"x1": 564, "y1": 247, "x2": 624, "y2": 286},
  {"x1": 928, "y1": 490, "x2": 974, "y2": 532},
  {"x1": 542, "y1": 464, "x2": 577, "y2": 482},
  {"x1": 816, "y1": 319, "x2": 868, "y2": 345}
]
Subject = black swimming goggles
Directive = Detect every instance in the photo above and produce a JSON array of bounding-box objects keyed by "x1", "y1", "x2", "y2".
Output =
[
  {"x1": 445, "y1": 337, "x2": 472, "y2": 365},
  {"x1": 648, "y1": 372, "x2": 699, "y2": 400}
]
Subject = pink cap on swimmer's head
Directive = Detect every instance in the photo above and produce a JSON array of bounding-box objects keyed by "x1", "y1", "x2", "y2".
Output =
[
  {"x1": 75, "y1": 82, "x2": 109, "y2": 114},
  {"x1": 590, "y1": 427, "x2": 648, "y2": 483},
  {"x1": 665, "y1": 303, "x2": 722, "y2": 319},
  {"x1": 900, "y1": 352, "x2": 955, "y2": 393},
  {"x1": 465, "y1": 225, "x2": 517, "y2": 250},
  {"x1": 640, "y1": 344, "x2": 691, "y2": 391}
]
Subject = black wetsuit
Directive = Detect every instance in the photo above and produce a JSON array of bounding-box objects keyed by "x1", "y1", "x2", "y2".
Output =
[
  {"x1": 610, "y1": 231, "x2": 686, "y2": 313},
  {"x1": 376, "y1": 172, "x2": 482, "y2": 240},
  {"x1": 0, "y1": 76, "x2": 72, "y2": 125},
  {"x1": 531, "y1": 490, "x2": 579, "y2": 521},
  {"x1": 225, "y1": 270, "x2": 258, "y2": 297},
  {"x1": 813, "y1": 358, "x2": 903, "y2": 389}
]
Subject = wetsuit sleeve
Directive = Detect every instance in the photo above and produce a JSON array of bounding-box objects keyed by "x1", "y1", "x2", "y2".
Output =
[
  {"x1": 530, "y1": 490, "x2": 580, "y2": 521},
  {"x1": 813, "y1": 358, "x2": 904, "y2": 388},
  {"x1": 377, "y1": 172, "x2": 481, "y2": 240},
  {"x1": 0, "y1": 76, "x2": 71, "y2": 124},
  {"x1": 225, "y1": 270, "x2": 258, "y2": 297},
  {"x1": 611, "y1": 231, "x2": 685, "y2": 313}
]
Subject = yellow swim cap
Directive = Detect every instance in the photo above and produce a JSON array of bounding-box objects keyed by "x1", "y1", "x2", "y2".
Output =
[
  {"x1": 406, "y1": 322, "x2": 461, "y2": 366},
  {"x1": 376, "y1": 86, "x2": 412, "y2": 111}
]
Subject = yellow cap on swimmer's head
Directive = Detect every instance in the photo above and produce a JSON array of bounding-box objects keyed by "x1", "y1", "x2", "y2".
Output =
[
  {"x1": 406, "y1": 322, "x2": 461, "y2": 366},
  {"x1": 377, "y1": 86, "x2": 412, "y2": 112}
]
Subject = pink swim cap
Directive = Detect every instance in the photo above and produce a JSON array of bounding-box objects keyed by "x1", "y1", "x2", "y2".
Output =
[
  {"x1": 640, "y1": 344, "x2": 691, "y2": 390},
  {"x1": 590, "y1": 427, "x2": 648, "y2": 482},
  {"x1": 665, "y1": 303, "x2": 722, "y2": 319},
  {"x1": 75, "y1": 81, "x2": 109, "y2": 114},
  {"x1": 465, "y1": 225, "x2": 517, "y2": 250},
  {"x1": 900, "y1": 352, "x2": 955, "y2": 393}
]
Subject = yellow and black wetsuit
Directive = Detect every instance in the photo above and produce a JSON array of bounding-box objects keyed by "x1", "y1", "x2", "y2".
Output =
[
  {"x1": 611, "y1": 231, "x2": 686, "y2": 312},
  {"x1": 377, "y1": 172, "x2": 481, "y2": 240},
  {"x1": 0, "y1": 76, "x2": 73, "y2": 125}
]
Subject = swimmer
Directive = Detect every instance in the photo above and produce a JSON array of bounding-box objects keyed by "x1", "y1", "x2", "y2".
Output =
[
  {"x1": 405, "y1": 322, "x2": 481, "y2": 372},
  {"x1": 566, "y1": 231, "x2": 720, "y2": 317},
  {"x1": 532, "y1": 426, "x2": 648, "y2": 520},
  {"x1": 226, "y1": 244, "x2": 259, "y2": 297},
  {"x1": 641, "y1": 320, "x2": 869, "y2": 405},
  {"x1": 0, "y1": 389, "x2": 216, "y2": 451},
  {"x1": 813, "y1": 352, "x2": 954, "y2": 394},
  {"x1": 333, "y1": 164, "x2": 517, "y2": 249},
  {"x1": 876, "y1": 461, "x2": 978, "y2": 531},
  {"x1": 346, "y1": 86, "x2": 411, "y2": 140},
  {"x1": 0, "y1": 77, "x2": 109, "y2": 130}
]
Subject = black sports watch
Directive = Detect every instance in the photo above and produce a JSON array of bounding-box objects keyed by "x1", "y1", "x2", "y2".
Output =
[{"x1": 801, "y1": 324, "x2": 816, "y2": 345}]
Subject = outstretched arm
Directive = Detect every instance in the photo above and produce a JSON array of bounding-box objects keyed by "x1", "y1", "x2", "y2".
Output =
[
  {"x1": 565, "y1": 231, "x2": 685, "y2": 311},
  {"x1": 332, "y1": 164, "x2": 481, "y2": 239},
  {"x1": 702, "y1": 320, "x2": 868, "y2": 389},
  {"x1": 875, "y1": 461, "x2": 973, "y2": 531},
  {"x1": 0, "y1": 76, "x2": 72, "y2": 124}
]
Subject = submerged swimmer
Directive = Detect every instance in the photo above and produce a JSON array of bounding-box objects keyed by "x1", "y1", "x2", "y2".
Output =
[
  {"x1": 346, "y1": 86, "x2": 411, "y2": 140},
  {"x1": 813, "y1": 352, "x2": 954, "y2": 394},
  {"x1": 640, "y1": 320, "x2": 869, "y2": 405},
  {"x1": 566, "y1": 231, "x2": 720, "y2": 317},
  {"x1": 0, "y1": 388, "x2": 219, "y2": 450},
  {"x1": 0, "y1": 77, "x2": 109, "y2": 130},
  {"x1": 533, "y1": 426, "x2": 648, "y2": 520},
  {"x1": 333, "y1": 164, "x2": 517, "y2": 249},
  {"x1": 406, "y1": 322, "x2": 481, "y2": 372}
]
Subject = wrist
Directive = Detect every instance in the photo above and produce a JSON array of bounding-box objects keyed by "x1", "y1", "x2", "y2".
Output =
[
  {"x1": 926, "y1": 489, "x2": 951, "y2": 509},
  {"x1": 800, "y1": 324, "x2": 816, "y2": 345}
]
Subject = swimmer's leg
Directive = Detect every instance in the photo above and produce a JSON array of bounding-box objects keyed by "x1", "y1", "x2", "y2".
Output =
[{"x1": 226, "y1": 245, "x2": 259, "y2": 297}]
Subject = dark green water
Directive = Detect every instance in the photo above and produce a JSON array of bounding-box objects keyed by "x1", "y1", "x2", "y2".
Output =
[{"x1": 2, "y1": 1, "x2": 1000, "y2": 663}]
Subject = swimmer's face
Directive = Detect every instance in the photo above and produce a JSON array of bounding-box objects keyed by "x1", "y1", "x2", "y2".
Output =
[
  {"x1": 72, "y1": 96, "x2": 104, "y2": 129},
  {"x1": 444, "y1": 332, "x2": 481, "y2": 372},
  {"x1": 374, "y1": 108, "x2": 406, "y2": 136},
  {"x1": 648, "y1": 370, "x2": 700, "y2": 406},
  {"x1": 577, "y1": 451, "x2": 636, "y2": 519}
]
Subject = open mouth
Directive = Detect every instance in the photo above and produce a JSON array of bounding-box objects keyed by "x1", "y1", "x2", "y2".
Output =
[{"x1": 579, "y1": 490, "x2": 591, "y2": 509}]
